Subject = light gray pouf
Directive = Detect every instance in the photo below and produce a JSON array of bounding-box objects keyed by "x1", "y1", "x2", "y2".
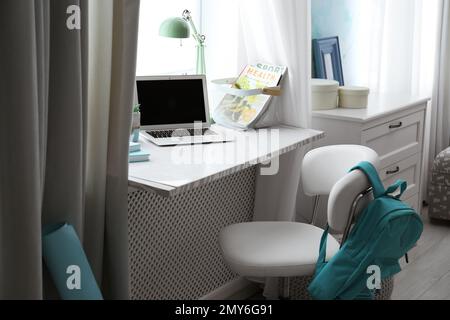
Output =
[{"x1": 429, "y1": 147, "x2": 450, "y2": 221}]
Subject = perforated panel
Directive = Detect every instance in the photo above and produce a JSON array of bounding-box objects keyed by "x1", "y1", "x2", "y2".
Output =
[{"x1": 128, "y1": 167, "x2": 257, "y2": 300}]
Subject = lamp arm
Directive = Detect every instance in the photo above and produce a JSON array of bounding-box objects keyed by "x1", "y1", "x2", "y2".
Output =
[{"x1": 182, "y1": 10, "x2": 205, "y2": 46}]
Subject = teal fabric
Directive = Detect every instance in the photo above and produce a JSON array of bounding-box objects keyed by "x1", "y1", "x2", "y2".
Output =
[
  {"x1": 42, "y1": 223, "x2": 103, "y2": 300},
  {"x1": 308, "y1": 161, "x2": 423, "y2": 300}
]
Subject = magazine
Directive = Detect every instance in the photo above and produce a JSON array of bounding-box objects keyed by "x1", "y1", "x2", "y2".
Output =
[{"x1": 212, "y1": 63, "x2": 287, "y2": 130}]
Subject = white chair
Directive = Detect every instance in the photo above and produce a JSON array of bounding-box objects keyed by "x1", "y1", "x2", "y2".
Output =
[{"x1": 219, "y1": 145, "x2": 379, "y2": 299}]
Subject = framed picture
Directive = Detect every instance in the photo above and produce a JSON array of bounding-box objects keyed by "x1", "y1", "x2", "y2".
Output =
[{"x1": 313, "y1": 36, "x2": 345, "y2": 86}]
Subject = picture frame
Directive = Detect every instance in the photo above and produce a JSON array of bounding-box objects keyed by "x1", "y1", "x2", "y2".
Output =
[{"x1": 313, "y1": 36, "x2": 345, "y2": 86}]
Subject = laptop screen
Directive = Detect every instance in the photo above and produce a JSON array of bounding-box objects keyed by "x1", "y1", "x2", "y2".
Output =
[{"x1": 136, "y1": 77, "x2": 208, "y2": 127}]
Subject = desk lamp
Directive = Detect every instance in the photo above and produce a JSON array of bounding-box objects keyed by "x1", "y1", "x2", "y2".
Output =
[{"x1": 159, "y1": 10, "x2": 206, "y2": 75}]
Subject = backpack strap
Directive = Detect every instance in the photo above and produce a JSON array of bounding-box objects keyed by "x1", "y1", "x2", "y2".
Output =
[
  {"x1": 313, "y1": 225, "x2": 330, "y2": 277},
  {"x1": 350, "y1": 161, "x2": 386, "y2": 198},
  {"x1": 385, "y1": 179, "x2": 408, "y2": 199},
  {"x1": 351, "y1": 161, "x2": 408, "y2": 199}
]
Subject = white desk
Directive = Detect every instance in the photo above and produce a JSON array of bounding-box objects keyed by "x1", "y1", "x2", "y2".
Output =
[
  {"x1": 129, "y1": 125, "x2": 324, "y2": 196},
  {"x1": 127, "y1": 125, "x2": 324, "y2": 300}
]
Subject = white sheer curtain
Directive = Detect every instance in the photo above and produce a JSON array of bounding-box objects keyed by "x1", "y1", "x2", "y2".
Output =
[
  {"x1": 205, "y1": 0, "x2": 312, "y2": 299},
  {"x1": 203, "y1": 0, "x2": 241, "y2": 111},
  {"x1": 205, "y1": 0, "x2": 312, "y2": 218},
  {"x1": 237, "y1": 0, "x2": 312, "y2": 222},
  {"x1": 427, "y1": 0, "x2": 450, "y2": 191},
  {"x1": 342, "y1": 0, "x2": 440, "y2": 96},
  {"x1": 332, "y1": 0, "x2": 442, "y2": 201},
  {"x1": 204, "y1": 0, "x2": 312, "y2": 130}
]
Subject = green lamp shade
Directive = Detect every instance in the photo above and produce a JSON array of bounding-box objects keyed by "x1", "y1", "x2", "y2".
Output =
[{"x1": 159, "y1": 17, "x2": 190, "y2": 39}]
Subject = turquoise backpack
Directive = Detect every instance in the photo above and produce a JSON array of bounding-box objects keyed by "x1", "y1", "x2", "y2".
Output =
[{"x1": 308, "y1": 161, "x2": 423, "y2": 300}]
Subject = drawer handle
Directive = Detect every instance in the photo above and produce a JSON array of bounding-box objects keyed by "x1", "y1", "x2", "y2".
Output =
[
  {"x1": 386, "y1": 166, "x2": 400, "y2": 175},
  {"x1": 389, "y1": 122, "x2": 403, "y2": 129}
]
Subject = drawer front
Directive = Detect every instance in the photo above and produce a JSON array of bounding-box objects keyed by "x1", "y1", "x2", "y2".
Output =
[
  {"x1": 379, "y1": 153, "x2": 421, "y2": 200},
  {"x1": 362, "y1": 111, "x2": 424, "y2": 168}
]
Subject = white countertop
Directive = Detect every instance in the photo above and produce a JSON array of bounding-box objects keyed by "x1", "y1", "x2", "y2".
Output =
[
  {"x1": 312, "y1": 93, "x2": 430, "y2": 123},
  {"x1": 128, "y1": 125, "x2": 324, "y2": 197}
]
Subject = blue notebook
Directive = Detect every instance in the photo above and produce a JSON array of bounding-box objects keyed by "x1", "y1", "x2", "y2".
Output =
[
  {"x1": 129, "y1": 150, "x2": 150, "y2": 163},
  {"x1": 129, "y1": 141, "x2": 141, "y2": 153}
]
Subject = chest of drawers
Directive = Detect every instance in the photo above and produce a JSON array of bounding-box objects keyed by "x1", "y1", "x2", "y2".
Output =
[{"x1": 312, "y1": 93, "x2": 429, "y2": 212}]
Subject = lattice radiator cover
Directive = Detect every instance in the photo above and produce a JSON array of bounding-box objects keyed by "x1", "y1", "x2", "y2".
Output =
[{"x1": 128, "y1": 167, "x2": 257, "y2": 300}]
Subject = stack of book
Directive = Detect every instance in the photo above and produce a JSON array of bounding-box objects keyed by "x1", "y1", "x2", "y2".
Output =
[{"x1": 129, "y1": 141, "x2": 150, "y2": 163}]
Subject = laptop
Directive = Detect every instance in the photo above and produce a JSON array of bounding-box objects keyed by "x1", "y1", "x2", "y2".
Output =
[{"x1": 136, "y1": 75, "x2": 233, "y2": 146}]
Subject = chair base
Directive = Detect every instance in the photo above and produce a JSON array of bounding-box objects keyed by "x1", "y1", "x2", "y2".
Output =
[{"x1": 280, "y1": 277, "x2": 290, "y2": 300}]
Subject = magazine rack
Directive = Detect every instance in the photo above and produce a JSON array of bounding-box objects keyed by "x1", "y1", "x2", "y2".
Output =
[
  {"x1": 212, "y1": 78, "x2": 285, "y2": 130},
  {"x1": 212, "y1": 63, "x2": 286, "y2": 130}
]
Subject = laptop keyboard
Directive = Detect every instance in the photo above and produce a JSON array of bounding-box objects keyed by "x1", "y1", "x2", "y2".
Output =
[{"x1": 147, "y1": 128, "x2": 218, "y2": 139}]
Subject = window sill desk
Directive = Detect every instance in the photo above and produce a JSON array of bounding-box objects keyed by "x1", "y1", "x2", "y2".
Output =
[{"x1": 127, "y1": 125, "x2": 324, "y2": 300}]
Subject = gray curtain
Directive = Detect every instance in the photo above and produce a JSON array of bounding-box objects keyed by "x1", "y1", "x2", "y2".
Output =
[
  {"x1": 0, "y1": 0, "x2": 140, "y2": 299},
  {"x1": 429, "y1": 1, "x2": 450, "y2": 162},
  {"x1": 424, "y1": 0, "x2": 450, "y2": 202}
]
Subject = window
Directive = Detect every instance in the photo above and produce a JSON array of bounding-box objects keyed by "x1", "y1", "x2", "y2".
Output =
[
  {"x1": 136, "y1": 0, "x2": 241, "y2": 111},
  {"x1": 312, "y1": 0, "x2": 440, "y2": 95},
  {"x1": 136, "y1": 0, "x2": 202, "y2": 76}
]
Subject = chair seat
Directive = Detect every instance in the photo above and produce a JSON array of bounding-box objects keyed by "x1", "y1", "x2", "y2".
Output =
[{"x1": 219, "y1": 222, "x2": 340, "y2": 278}]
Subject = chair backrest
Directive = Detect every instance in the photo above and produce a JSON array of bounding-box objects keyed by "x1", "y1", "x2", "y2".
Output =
[
  {"x1": 327, "y1": 170, "x2": 372, "y2": 234},
  {"x1": 302, "y1": 145, "x2": 379, "y2": 196}
]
